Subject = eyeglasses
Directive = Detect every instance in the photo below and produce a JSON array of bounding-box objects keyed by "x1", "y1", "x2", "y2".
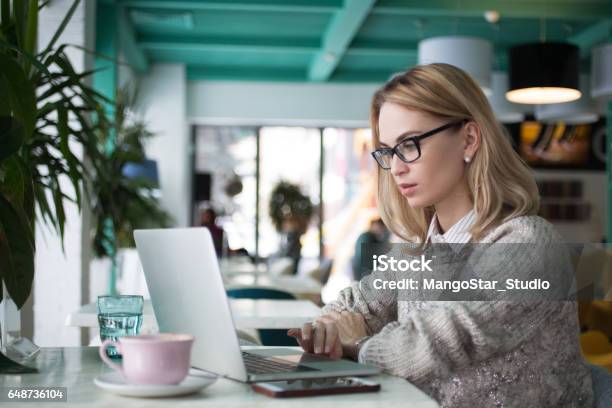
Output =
[{"x1": 371, "y1": 120, "x2": 466, "y2": 170}]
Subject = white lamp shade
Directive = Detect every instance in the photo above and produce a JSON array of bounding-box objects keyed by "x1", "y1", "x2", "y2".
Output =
[
  {"x1": 489, "y1": 72, "x2": 527, "y2": 123},
  {"x1": 591, "y1": 43, "x2": 612, "y2": 99},
  {"x1": 418, "y1": 36, "x2": 493, "y2": 95},
  {"x1": 536, "y1": 75, "x2": 599, "y2": 124}
]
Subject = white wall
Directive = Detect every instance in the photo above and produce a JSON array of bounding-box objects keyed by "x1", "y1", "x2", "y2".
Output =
[
  {"x1": 34, "y1": 0, "x2": 95, "y2": 347},
  {"x1": 187, "y1": 81, "x2": 381, "y2": 127},
  {"x1": 138, "y1": 64, "x2": 190, "y2": 227}
]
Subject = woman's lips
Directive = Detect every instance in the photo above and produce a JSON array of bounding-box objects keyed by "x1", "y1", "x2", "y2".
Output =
[{"x1": 399, "y1": 183, "x2": 418, "y2": 196}]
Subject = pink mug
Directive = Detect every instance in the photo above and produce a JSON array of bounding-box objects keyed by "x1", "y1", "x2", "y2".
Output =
[{"x1": 99, "y1": 333, "x2": 195, "y2": 385}]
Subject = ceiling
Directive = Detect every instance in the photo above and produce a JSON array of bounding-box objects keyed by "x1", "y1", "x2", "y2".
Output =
[{"x1": 112, "y1": 0, "x2": 612, "y2": 82}]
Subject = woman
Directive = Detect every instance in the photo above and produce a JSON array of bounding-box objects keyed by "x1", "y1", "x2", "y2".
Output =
[{"x1": 288, "y1": 63, "x2": 593, "y2": 407}]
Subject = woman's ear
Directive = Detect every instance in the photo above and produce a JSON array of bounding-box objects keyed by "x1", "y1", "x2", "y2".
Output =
[{"x1": 462, "y1": 121, "x2": 481, "y2": 161}]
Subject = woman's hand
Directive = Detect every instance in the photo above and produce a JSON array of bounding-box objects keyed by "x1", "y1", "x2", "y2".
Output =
[
  {"x1": 287, "y1": 311, "x2": 368, "y2": 360},
  {"x1": 287, "y1": 320, "x2": 343, "y2": 359}
]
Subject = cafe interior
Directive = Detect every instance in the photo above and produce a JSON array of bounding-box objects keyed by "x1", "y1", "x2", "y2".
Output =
[{"x1": 2, "y1": 0, "x2": 612, "y2": 405}]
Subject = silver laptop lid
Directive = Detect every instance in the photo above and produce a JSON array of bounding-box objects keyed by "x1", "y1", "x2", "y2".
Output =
[{"x1": 134, "y1": 227, "x2": 248, "y2": 381}]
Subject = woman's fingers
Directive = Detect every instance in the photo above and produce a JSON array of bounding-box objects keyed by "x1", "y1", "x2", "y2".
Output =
[
  {"x1": 288, "y1": 327, "x2": 311, "y2": 352},
  {"x1": 313, "y1": 322, "x2": 327, "y2": 354},
  {"x1": 323, "y1": 322, "x2": 338, "y2": 354},
  {"x1": 331, "y1": 337, "x2": 343, "y2": 359},
  {"x1": 287, "y1": 328, "x2": 302, "y2": 344},
  {"x1": 288, "y1": 320, "x2": 343, "y2": 358},
  {"x1": 287, "y1": 319, "x2": 342, "y2": 359},
  {"x1": 302, "y1": 322, "x2": 313, "y2": 341}
]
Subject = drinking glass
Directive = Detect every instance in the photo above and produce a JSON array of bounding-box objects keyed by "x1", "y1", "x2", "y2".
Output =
[{"x1": 97, "y1": 295, "x2": 144, "y2": 358}]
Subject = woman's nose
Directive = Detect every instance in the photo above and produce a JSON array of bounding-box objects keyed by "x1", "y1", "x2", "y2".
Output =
[{"x1": 391, "y1": 154, "x2": 410, "y2": 177}]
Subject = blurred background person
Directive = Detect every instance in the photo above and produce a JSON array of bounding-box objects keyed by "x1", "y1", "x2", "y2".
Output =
[
  {"x1": 199, "y1": 208, "x2": 226, "y2": 258},
  {"x1": 351, "y1": 218, "x2": 390, "y2": 281}
]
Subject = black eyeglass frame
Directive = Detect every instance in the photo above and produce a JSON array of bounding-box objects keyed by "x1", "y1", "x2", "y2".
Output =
[{"x1": 371, "y1": 120, "x2": 467, "y2": 170}]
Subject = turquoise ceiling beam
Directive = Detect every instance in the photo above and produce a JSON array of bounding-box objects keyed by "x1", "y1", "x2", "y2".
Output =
[
  {"x1": 139, "y1": 34, "x2": 320, "y2": 54},
  {"x1": 137, "y1": 33, "x2": 536, "y2": 60},
  {"x1": 569, "y1": 19, "x2": 611, "y2": 58},
  {"x1": 119, "y1": 0, "x2": 342, "y2": 13},
  {"x1": 308, "y1": 0, "x2": 376, "y2": 81},
  {"x1": 187, "y1": 66, "x2": 307, "y2": 81},
  {"x1": 142, "y1": 37, "x2": 510, "y2": 61},
  {"x1": 187, "y1": 65, "x2": 395, "y2": 83},
  {"x1": 373, "y1": 0, "x2": 612, "y2": 20},
  {"x1": 347, "y1": 47, "x2": 417, "y2": 58},
  {"x1": 118, "y1": 6, "x2": 149, "y2": 73}
]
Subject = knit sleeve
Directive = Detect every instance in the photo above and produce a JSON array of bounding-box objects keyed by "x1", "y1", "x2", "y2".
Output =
[
  {"x1": 358, "y1": 299, "x2": 572, "y2": 382},
  {"x1": 321, "y1": 244, "x2": 413, "y2": 334},
  {"x1": 321, "y1": 278, "x2": 398, "y2": 335},
  {"x1": 359, "y1": 218, "x2": 574, "y2": 382}
]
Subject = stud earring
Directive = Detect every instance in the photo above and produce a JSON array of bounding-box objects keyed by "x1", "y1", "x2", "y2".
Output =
[{"x1": 464, "y1": 156, "x2": 471, "y2": 163}]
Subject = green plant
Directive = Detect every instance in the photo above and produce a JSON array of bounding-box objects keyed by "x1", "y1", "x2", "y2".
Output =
[
  {"x1": 268, "y1": 181, "x2": 314, "y2": 233},
  {"x1": 0, "y1": 0, "x2": 109, "y2": 308},
  {"x1": 91, "y1": 90, "x2": 172, "y2": 257}
]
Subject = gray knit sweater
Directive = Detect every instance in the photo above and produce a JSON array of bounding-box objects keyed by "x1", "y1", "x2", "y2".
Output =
[{"x1": 323, "y1": 215, "x2": 593, "y2": 407}]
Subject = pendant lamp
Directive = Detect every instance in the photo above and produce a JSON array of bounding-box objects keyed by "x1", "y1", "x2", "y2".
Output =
[
  {"x1": 591, "y1": 43, "x2": 612, "y2": 99},
  {"x1": 535, "y1": 75, "x2": 598, "y2": 124},
  {"x1": 489, "y1": 72, "x2": 526, "y2": 123},
  {"x1": 418, "y1": 36, "x2": 493, "y2": 96},
  {"x1": 506, "y1": 42, "x2": 580, "y2": 104}
]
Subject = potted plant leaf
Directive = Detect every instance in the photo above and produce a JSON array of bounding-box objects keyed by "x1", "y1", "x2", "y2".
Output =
[
  {"x1": 0, "y1": 0, "x2": 109, "y2": 362},
  {"x1": 90, "y1": 89, "x2": 172, "y2": 263}
]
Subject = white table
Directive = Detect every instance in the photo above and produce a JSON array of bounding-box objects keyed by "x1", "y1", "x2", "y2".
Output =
[
  {"x1": 0, "y1": 347, "x2": 439, "y2": 407},
  {"x1": 66, "y1": 299, "x2": 321, "y2": 331},
  {"x1": 219, "y1": 258, "x2": 267, "y2": 277}
]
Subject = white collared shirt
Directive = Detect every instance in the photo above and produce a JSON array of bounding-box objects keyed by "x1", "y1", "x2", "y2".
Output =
[{"x1": 426, "y1": 209, "x2": 476, "y2": 244}]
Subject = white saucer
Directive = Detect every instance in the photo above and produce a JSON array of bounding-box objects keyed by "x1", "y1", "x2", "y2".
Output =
[{"x1": 94, "y1": 369, "x2": 217, "y2": 398}]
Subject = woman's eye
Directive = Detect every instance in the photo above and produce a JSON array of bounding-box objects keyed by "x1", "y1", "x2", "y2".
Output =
[{"x1": 400, "y1": 141, "x2": 417, "y2": 151}]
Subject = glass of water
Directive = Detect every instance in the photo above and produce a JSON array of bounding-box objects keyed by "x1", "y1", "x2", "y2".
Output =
[{"x1": 97, "y1": 295, "x2": 144, "y2": 358}]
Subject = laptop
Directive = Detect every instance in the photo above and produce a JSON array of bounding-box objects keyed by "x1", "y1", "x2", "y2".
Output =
[{"x1": 133, "y1": 227, "x2": 381, "y2": 382}]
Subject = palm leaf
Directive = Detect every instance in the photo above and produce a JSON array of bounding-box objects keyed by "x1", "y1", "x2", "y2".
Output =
[
  {"x1": 38, "y1": 0, "x2": 80, "y2": 57},
  {"x1": 0, "y1": 194, "x2": 34, "y2": 308},
  {"x1": 0, "y1": 53, "x2": 35, "y2": 139}
]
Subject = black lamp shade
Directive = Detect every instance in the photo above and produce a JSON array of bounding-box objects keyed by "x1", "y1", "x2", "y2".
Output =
[{"x1": 507, "y1": 42, "x2": 580, "y2": 104}]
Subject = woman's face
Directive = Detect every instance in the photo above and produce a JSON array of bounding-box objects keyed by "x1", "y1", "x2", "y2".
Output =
[{"x1": 377, "y1": 102, "x2": 468, "y2": 209}]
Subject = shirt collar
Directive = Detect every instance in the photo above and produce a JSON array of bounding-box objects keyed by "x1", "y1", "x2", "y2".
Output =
[{"x1": 426, "y1": 209, "x2": 476, "y2": 244}]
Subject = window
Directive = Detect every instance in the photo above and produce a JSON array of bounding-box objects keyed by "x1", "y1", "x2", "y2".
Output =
[{"x1": 191, "y1": 125, "x2": 377, "y2": 287}]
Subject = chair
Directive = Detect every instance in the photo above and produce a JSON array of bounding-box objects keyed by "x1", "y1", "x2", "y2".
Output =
[
  {"x1": 580, "y1": 331, "x2": 612, "y2": 371},
  {"x1": 226, "y1": 287, "x2": 299, "y2": 347},
  {"x1": 267, "y1": 257, "x2": 294, "y2": 276},
  {"x1": 306, "y1": 257, "x2": 334, "y2": 285},
  {"x1": 589, "y1": 301, "x2": 612, "y2": 338}
]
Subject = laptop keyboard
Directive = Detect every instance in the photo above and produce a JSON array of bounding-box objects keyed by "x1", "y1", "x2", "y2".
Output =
[{"x1": 242, "y1": 351, "x2": 318, "y2": 374}]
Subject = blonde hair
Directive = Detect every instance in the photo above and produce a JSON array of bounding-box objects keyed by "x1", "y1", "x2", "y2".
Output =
[{"x1": 371, "y1": 63, "x2": 539, "y2": 243}]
